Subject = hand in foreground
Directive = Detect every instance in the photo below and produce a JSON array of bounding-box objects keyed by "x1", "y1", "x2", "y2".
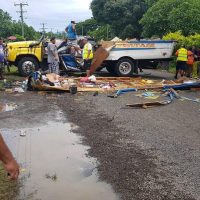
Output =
[{"x1": 3, "y1": 159, "x2": 20, "y2": 180}]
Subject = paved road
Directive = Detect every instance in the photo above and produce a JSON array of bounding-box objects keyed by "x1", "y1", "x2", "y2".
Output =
[
  {"x1": 0, "y1": 69, "x2": 199, "y2": 200},
  {"x1": 64, "y1": 69, "x2": 200, "y2": 200}
]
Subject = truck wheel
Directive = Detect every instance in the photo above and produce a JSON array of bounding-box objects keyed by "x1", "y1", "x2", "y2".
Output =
[
  {"x1": 18, "y1": 57, "x2": 39, "y2": 77},
  {"x1": 115, "y1": 58, "x2": 134, "y2": 77}
]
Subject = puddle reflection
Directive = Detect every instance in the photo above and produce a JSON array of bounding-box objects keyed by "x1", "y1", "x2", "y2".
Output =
[{"x1": 1, "y1": 122, "x2": 119, "y2": 200}]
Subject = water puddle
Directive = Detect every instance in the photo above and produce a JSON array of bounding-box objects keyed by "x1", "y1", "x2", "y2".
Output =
[
  {"x1": 0, "y1": 103, "x2": 18, "y2": 112},
  {"x1": 1, "y1": 121, "x2": 119, "y2": 200}
]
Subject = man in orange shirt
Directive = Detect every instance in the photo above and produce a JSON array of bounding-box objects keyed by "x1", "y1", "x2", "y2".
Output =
[{"x1": 187, "y1": 47, "x2": 194, "y2": 78}]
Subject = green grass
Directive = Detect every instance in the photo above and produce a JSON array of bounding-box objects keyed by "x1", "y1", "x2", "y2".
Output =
[
  {"x1": 168, "y1": 65, "x2": 176, "y2": 74},
  {"x1": 0, "y1": 164, "x2": 19, "y2": 200},
  {"x1": 0, "y1": 66, "x2": 24, "y2": 89},
  {"x1": 167, "y1": 60, "x2": 176, "y2": 74},
  {"x1": 3, "y1": 66, "x2": 24, "y2": 82},
  {"x1": 0, "y1": 82, "x2": 3, "y2": 90},
  {"x1": 4, "y1": 66, "x2": 19, "y2": 76}
]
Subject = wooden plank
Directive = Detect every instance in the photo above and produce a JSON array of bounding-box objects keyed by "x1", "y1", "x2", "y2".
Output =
[{"x1": 90, "y1": 47, "x2": 109, "y2": 74}]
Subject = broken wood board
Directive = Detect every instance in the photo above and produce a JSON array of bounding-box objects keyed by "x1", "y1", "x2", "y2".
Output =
[
  {"x1": 90, "y1": 46, "x2": 110, "y2": 74},
  {"x1": 126, "y1": 100, "x2": 171, "y2": 109},
  {"x1": 32, "y1": 77, "x2": 180, "y2": 93}
]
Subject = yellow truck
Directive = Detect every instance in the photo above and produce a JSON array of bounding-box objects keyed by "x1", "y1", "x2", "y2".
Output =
[{"x1": 7, "y1": 36, "x2": 46, "y2": 76}]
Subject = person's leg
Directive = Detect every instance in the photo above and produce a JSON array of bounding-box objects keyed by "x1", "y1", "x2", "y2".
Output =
[
  {"x1": 55, "y1": 61, "x2": 60, "y2": 76},
  {"x1": 180, "y1": 70, "x2": 184, "y2": 77},
  {"x1": 48, "y1": 63, "x2": 53, "y2": 74},
  {"x1": 86, "y1": 69, "x2": 90, "y2": 77},
  {"x1": 175, "y1": 62, "x2": 179, "y2": 79},
  {"x1": 83, "y1": 59, "x2": 92, "y2": 77},
  {"x1": 181, "y1": 62, "x2": 187, "y2": 77}
]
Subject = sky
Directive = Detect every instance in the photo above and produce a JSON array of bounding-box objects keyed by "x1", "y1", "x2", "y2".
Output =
[{"x1": 1, "y1": 0, "x2": 93, "y2": 32}]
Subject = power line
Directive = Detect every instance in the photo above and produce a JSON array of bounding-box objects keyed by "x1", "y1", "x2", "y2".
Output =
[
  {"x1": 40, "y1": 23, "x2": 48, "y2": 34},
  {"x1": 49, "y1": 28, "x2": 54, "y2": 37},
  {"x1": 14, "y1": 2, "x2": 28, "y2": 38}
]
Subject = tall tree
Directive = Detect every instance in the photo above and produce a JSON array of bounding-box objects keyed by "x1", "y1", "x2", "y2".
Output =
[
  {"x1": 0, "y1": 9, "x2": 40, "y2": 40},
  {"x1": 0, "y1": 9, "x2": 13, "y2": 38},
  {"x1": 91, "y1": 0, "x2": 147, "y2": 39},
  {"x1": 76, "y1": 18, "x2": 99, "y2": 36},
  {"x1": 140, "y1": 0, "x2": 200, "y2": 37}
]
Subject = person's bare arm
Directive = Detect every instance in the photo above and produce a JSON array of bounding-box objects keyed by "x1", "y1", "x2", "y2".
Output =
[{"x1": 0, "y1": 134, "x2": 19, "y2": 180}]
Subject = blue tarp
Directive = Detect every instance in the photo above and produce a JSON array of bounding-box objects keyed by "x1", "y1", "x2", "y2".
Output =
[{"x1": 163, "y1": 82, "x2": 200, "y2": 90}]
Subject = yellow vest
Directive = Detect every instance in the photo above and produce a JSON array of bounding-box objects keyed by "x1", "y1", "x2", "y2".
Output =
[
  {"x1": 83, "y1": 43, "x2": 93, "y2": 60},
  {"x1": 177, "y1": 48, "x2": 188, "y2": 61}
]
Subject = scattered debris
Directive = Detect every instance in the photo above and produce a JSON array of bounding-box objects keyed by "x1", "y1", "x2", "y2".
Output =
[
  {"x1": 180, "y1": 96, "x2": 200, "y2": 103},
  {"x1": 126, "y1": 100, "x2": 172, "y2": 109},
  {"x1": 93, "y1": 91, "x2": 99, "y2": 96},
  {"x1": 0, "y1": 103, "x2": 18, "y2": 112},
  {"x1": 126, "y1": 88, "x2": 183, "y2": 109},
  {"x1": 45, "y1": 173, "x2": 57, "y2": 181},
  {"x1": 20, "y1": 130, "x2": 26, "y2": 137},
  {"x1": 138, "y1": 91, "x2": 160, "y2": 100},
  {"x1": 108, "y1": 88, "x2": 138, "y2": 98}
]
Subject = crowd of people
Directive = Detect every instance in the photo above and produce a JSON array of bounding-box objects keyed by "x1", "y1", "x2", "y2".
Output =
[
  {"x1": 175, "y1": 46, "x2": 200, "y2": 79},
  {"x1": 47, "y1": 20, "x2": 94, "y2": 77}
]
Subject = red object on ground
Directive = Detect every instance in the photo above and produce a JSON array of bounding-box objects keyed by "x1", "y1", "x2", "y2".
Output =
[{"x1": 80, "y1": 77, "x2": 90, "y2": 83}]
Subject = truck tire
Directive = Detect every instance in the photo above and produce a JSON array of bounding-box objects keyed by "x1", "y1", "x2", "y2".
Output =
[
  {"x1": 18, "y1": 57, "x2": 39, "y2": 77},
  {"x1": 115, "y1": 58, "x2": 135, "y2": 77}
]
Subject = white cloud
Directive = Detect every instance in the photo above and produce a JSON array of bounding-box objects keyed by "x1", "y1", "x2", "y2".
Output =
[{"x1": 1, "y1": 0, "x2": 92, "y2": 31}]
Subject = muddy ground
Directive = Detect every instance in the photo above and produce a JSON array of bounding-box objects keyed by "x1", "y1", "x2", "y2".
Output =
[{"x1": 0, "y1": 70, "x2": 200, "y2": 200}]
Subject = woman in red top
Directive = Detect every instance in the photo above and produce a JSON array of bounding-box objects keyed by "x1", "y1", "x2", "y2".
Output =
[{"x1": 187, "y1": 48, "x2": 194, "y2": 78}]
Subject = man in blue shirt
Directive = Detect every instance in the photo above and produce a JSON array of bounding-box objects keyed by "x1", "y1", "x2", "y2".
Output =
[{"x1": 65, "y1": 21, "x2": 77, "y2": 41}]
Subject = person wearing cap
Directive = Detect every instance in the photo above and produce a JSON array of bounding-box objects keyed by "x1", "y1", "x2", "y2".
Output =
[
  {"x1": 65, "y1": 21, "x2": 77, "y2": 42},
  {"x1": 47, "y1": 37, "x2": 60, "y2": 75},
  {"x1": 82, "y1": 37, "x2": 94, "y2": 77}
]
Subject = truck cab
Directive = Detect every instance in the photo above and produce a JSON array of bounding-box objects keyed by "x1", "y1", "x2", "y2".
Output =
[{"x1": 7, "y1": 36, "x2": 46, "y2": 76}]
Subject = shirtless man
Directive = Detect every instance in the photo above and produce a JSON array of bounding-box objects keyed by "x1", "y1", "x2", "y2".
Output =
[{"x1": 0, "y1": 134, "x2": 19, "y2": 180}]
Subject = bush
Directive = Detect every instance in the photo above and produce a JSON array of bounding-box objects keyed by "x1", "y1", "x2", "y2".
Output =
[{"x1": 163, "y1": 31, "x2": 200, "y2": 50}]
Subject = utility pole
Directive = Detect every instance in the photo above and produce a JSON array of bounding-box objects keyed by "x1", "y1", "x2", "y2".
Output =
[
  {"x1": 40, "y1": 23, "x2": 48, "y2": 34},
  {"x1": 50, "y1": 28, "x2": 54, "y2": 37},
  {"x1": 14, "y1": 2, "x2": 28, "y2": 38}
]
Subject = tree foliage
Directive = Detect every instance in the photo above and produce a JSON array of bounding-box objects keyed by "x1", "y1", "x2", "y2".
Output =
[
  {"x1": 0, "y1": 9, "x2": 40, "y2": 40},
  {"x1": 91, "y1": 0, "x2": 148, "y2": 39},
  {"x1": 88, "y1": 25, "x2": 112, "y2": 41},
  {"x1": 163, "y1": 31, "x2": 200, "y2": 49},
  {"x1": 76, "y1": 18, "x2": 99, "y2": 36},
  {"x1": 140, "y1": 0, "x2": 200, "y2": 37}
]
